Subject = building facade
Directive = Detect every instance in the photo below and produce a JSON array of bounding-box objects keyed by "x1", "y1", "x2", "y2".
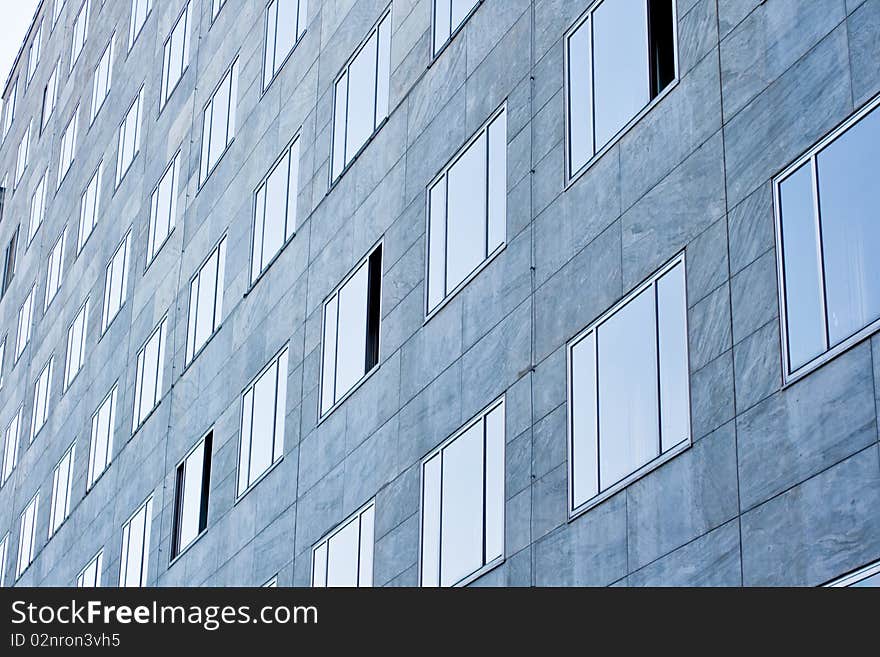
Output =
[{"x1": 0, "y1": 0, "x2": 878, "y2": 588}]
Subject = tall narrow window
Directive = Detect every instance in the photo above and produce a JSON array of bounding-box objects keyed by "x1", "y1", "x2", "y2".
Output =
[
  {"x1": 0, "y1": 339, "x2": 5, "y2": 389},
  {"x1": 1, "y1": 228, "x2": 18, "y2": 297},
  {"x1": 44, "y1": 229, "x2": 66, "y2": 309},
  {"x1": 15, "y1": 285, "x2": 36, "y2": 360},
  {"x1": 1, "y1": 407, "x2": 22, "y2": 485},
  {"x1": 78, "y1": 164, "x2": 102, "y2": 252},
  {"x1": 70, "y1": 0, "x2": 90, "y2": 71},
  {"x1": 565, "y1": 0, "x2": 677, "y2": 180},
  {"x1": 237, "y1": 346, "x2": 288, "y2": 496},
  {"x1": 776, "y1": 97, "x2": 880, "y2": 383},
  {"x1": 48, "y1": 442, "x2": 75, "y2": 537},
  {"x1": 420, "y1": 398, "x2": 505, "y2": 587},
  {"x1": 147, "y1": 152, "x2": 180, "y2": 262},
  {"x1": 330, "y1": 10, "x2": 391, "y2": 181},
  {"x1": 15, "y1": 123, "x2": 30, "y2": 186},
  {"x1": 87, "y1": 384, "x2": 116, "y2": 488},
  {"x1": 132, "y1": 317, "x2": 167, "y2": 431},
  {"x1": 129, "y1": 0, "x2": 153, "y2": 49},
  {"x1": 41, "y1": 62, "x2": 59, "y2": 130},
  {"x1": 199, "y1": 60, "x2": 238, "y2": 184},
  {"x1": 212, "y1": 0, "x2": 225, "y2": 20},
  {"x1": 102, "y1": 233, "x2": 129, "y2": 332},
  {"x1": 171, "y1": 431, "x2": 212, "y2": 559},
  {"x1": 53, "y1": 0, "x2": 66, "y2": 24},
  {"x1": 311, "y1": 501, "x2": 374, "y2": 587},
  {"x1": 432, "y1": 0, "x2": 479, "y2": 55},
  {"x1": 91, "y1": 37, "x2": 113, "y2": 123},
  {"x1": 0, "y1": 534, "x2": 8, "y2": 587},
  {"x1": 186, "y1": 237, "x2": 225, "y2": 364},
  {"x1": 263, "y1": 0, "x2": 307, "y2": 89},
  {"x1": 116, "y1": 89, "x2": 143, "y2": 186},
  {"x1": 568, "y1": 255, "x2": 690, "y2": 515},
  {"x1": 319, "y1": 244, "x2": 382, "y2": 416},
  {"x1": 251, "y1": 136, "x2": 299, "y2": 281},
  {"x1": 31, "y1": 356, "x2": 54, "y2": 438},
  {"x1": 119, "y1": 496, "x2": 152, "y2": 587},
  {"x1": 16, "y1": 492, "x2": 39, "y2": 578},
  {"x1": 28, "y1": 172, "x2": 47, "y2": 244},
  {"x1": 427, "y1": 105, "x2": 506, "y2": 314},
  {"x1": 27, "y1": 22, "x2": 42, "y2": 83},
  {"x1": 58, "y1": 107, "x2": 79, "y2": 187},
  {"x1": 65, "y1": 297, "x2": 89, "y2": 389},
  {"x1": 76, "y1": 550, "x2": 102, "y2": 587},
  {"x1": 160, "y1": 2, "x2": 190, "y2": 109},
  {"x1": 2, "y1": 79, "x2": 16, "y2": 139}
]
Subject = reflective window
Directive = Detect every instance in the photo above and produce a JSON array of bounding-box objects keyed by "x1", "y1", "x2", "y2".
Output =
[
  {"x1": 3, "y1": 79, "x2": 17, "y2": 139},
  {"x1": 53, "y1": 0, "x2": 66, "y2": 24},
  {"x1": 15, "y1": 122, "x2": 30, "y2": 186},
  {"x1": 330, "y1": 10, "x2": 391, "y2": 181},
  {"x1": 432, "y1": 0, "x2": 478, "y2": 55},
  {"x1": 129, "y1": 0, "x2": 152, "y2": 49},
  {"x1": 1, "y1": 228, "x2": 18, "y2": 297},
  {"x1": 829, "y1": 561, "x2": 880, "y2": 587},
  {"x1": 77, "y1": 550, "x2": 102, "y2": 587},
  {"x1": 160, "y1": 2, "x2": 191, "y2": 108},
  {"x1": 569, "y1": 256, "x2": 689, "y2": 514},
  {"x1": 566, "y1": 0, "x2": 676, "y2": 179},
  {"x1": 147, "y1": 152, "x2": 180, "y2": 262},
  {"x1": 65, "y1": 297, "x2": 89, "y2": 389},
  {"x1": 263, "y1": 0, "x2": 307, "y2": 89},
  {"x1": 16, "y1": 492, "x2": 39, "y2": 578},
  {"x1": 238, "y1": 347, "x2": 287, "y2": 495},
  {"x1": 28, "y1": 172, "x2": 47, "y2": 244},
  {"x1": 48, "y1": 442, "x2": 75, "y2": 537},
  {"x1": 32, "y1": 356, "x2": 54, "y2": 439},
  {"x1": 70, "y1": 0, "x2": 90, "y2": 70},
  {"x1": 133, "y1": 317, "x2": 167, "y2": 431},
  {"x1": 1, "y1": 407, "x2": 22, "y2": 485},
  {"x1": 15, "y1": 285, "x2": 36, "y2": 360},
  {"x1": 0, "y1": 534, "x2": 8, "y2": 587},
  {"x1": 58, "y1": 108, "x2": 79, "y2": 186},
  {"x1": 427, "y1": 106, "x2": 506, "y2": 314},
  {"x1": 777, "y1": 99, "x2": 880, "y2": 381},
  {"x1": 312, "y1": 502, "x2": 374, "y2": 587},
  {"x1": 0, "y1": 340, "x2": 5, "y2": 389},
  {"x1": 262, "y1": 575, "x2": 278, "y2": 587},
  {"x1": 420, "y1": 398, "x2": 504, "y2": 587},
  {"x1": 101, "y1": 233, "x2": 129, "y2": 332},
  {"x1": 320, "y1": 245, "x2": 382, "y2": 417},
  {"x1": 41, "y1": 62, "x2": 59, "y2": 130},
  {"x1": 45, "y1": 228, "x2": 66, "y2": 309},
  {"x1": 212, "y1": 0, "x2": 225, "y2": 20},
  {"x1": 171, "y1": 431, "x2": 211, "y2": 559},
  {"x1": 87, "y1": 384, "x2": 116, "y2": 489},
  {"x1": 78, "y1": 164, "x2": 102, "y2": 252},
  {"x1": 186, "y1": 237, "x2": 225, "y2": 364},
  {"x1": 27, "y1": 22, "x2": 42, "y2": 83},
  {"x1": 199, "y1": 60, "x2": 238, "y2": 184},
  {"x1": 116, "y1": 89, "x2": 142, "y2": 186},
  {"x1": 252, "y1": 137, "x2": 299, "y2": 282},
  {"x1": 119, "y1": 495, "x2": 152, "y2": 587},
  {"x1": 91, "y1": 37, "x2": 113, "y2": 123}
]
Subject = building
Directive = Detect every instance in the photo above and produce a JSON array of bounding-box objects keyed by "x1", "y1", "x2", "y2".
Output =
[{"x1": 0, "y1": 0, "x2": 878, "y2": 588}]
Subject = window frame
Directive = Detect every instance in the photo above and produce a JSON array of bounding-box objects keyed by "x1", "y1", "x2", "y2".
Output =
[
  {"x1": 199, "y1": 58, "x2": 239, "y2": 187},
  {"x1": 827, "y1": 560, "x2": 880, "y2": 587},
  {"x1": 1, "y1": 406, "x2": 23, "y2": 486},
  {"x1": 58, "y1": 106, "x2": 80, "y2": 188},
  {"x1": 76, "y1": 549, "x2": 103, "y2": 587},
  {"x1": 48, "y1": 441, "x2": 76, "y2": 538},
  {"x1": 115, "y1": 88, "x2": 143, "y2": 188},
  {"x1": 128, "y1": 0, "x2": 153, "y2": 51},
  {"x1": 430, "y1": 0, "x2": 481, "y2": 59},
  {"x1": 28, "y1": 171, "x2": 47, "y2": 245},
  {"x1": 41, "y1": 60, "x2": 59, "y2": 131},
  {"x1": 118, "y1": 494, "x2": 153, "y2": 587},
  {"x1": 146, "y1": 151, "x2": 181, "y2": 265},
  {"x1": 0, "y1": 533, "x2": 8, "y2": 587},
  {"x1": 101, "y1": 231, "x2": 130, "y2": 333},
  {"x1": 90, "y1": 35, "x2": 114, "y2": 125},
  {"x1": 78, "y1": 162, "x2": 103, "y2": 253},
  {"x1": 44, "y1": 227, "x2": 66, "y2": 310},
  {"x1": 185, "y1": 235, "x2": 226, "y2": 365},
  {"x1": 65, "y1": 296, "x2": 90, "y2": 389},
  {"x1": 87, "y1": 383, "x2": 117, "y2": 490},
  {"x1": 15, "y1": 121, "x2": 30, "y2": 188},
  {"x1": 15, "y1": 285, "x2": 36, "y2": 361},
  {"x1": 170, "y1": 429, "x2": 212, "y2": 562},
  {"x1": 70, "y1": 0, "x2": 91, "y2": 72},
  {"x1": 2, "y1": 78, "x2": 17, "y2": 141},
  {"x1": 16, "y1": 491, "x2": 40, "y2": 579},
  {"x1": 27, "y1": 22, "x2": 43, "y2": 84},
  {"x1": 261, "y1": 0, "x2": 308, "y2": 92},
  {"x1": 31, "y1": 355, "x2": 55, "y2": 439},
  {"x1": 132, "y1": 316, "x2": 168, "y2": 433},
  {"x1": 160, "y1": 1, "x2": 192, "y2": 110},
  {"x1": 311, "y1": 499, "x2": 375, "y2": 587}
]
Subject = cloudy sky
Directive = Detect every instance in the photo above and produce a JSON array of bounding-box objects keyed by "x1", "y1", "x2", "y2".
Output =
[{"x1": 1, "y1": 0, "x2": 41, "y2": 88}]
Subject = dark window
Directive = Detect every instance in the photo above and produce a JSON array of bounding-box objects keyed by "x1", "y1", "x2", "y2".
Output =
[
  {"x1": 648, "y1": 0, "x2": 675, "y2": 96},
  {"x1": 171, "y1": 431, "x2": 212, "y2": 559},
  {"x1": 1, "y1": 227, "x2": 19, "y2": 297}
]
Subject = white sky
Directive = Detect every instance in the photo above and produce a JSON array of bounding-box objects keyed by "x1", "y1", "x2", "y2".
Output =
[{"x1": 0, "y1": 0, "x2": 41, "y2": 91}]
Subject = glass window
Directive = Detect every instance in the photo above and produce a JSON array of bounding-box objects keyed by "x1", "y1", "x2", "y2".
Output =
[
  {"x1": 87, "y1": 384, "x2": 116, "y2": 489},
  {"x1": 78, "y1": 164, "x2": 102, "y2": 252},
  {"x1": 262, "y1": 575, "x2": 278, "y2": 587},
  {"x1": 568, "y1": 256, "x2": 690, "y2": 514},
  {"x1": 91, "y1": 37, "x2": 113, "y2": 123},
  {"x1": 129, "y1": 0, "x2": 153, "y2": 49},
  {"x1": 116, "y1": 89, "x2": 142, "y2": 186},
  {"x1": 102, "y1": 233, "x2": 129, "y2": 332},
  {"x1": 48, "y1": 442, "x2": 76, "y2": 537},
  {"x1": 420, "y1": 398, "x2": 504, "y2": 587},
  {"x1": 76, "y1": 550, "x2": 102, "y2": 587},
  {"x1": 320, "y1": 245, "x2": 382, "y2": 416},
  {"x1": 132, "y1": 317, "x2": 167, "y2": 431},
  {"x1": 432, "y1": 0, "x2": 478, "y2": 55},
  {"x1": 16, "y1": 492, "x2": 39, "y2": 578},
  {"x1": 0, "y1": 533, "x2": 8, "y2": 587},
  {"x1": 31, "y1": 356, "x2": 54, "y2": 439},
  {"x1": 263, "y1": 0, "x2": 307, "y2": 89},
  {"x1": 45, "y1": 228, "x2": 66, "y2": 309},
  {"x1": 212, "y1": 0, "x2": 225, "y2": 20},
  {"x1": 238, "y1": 347, "x2": 287, "y2": 495},
  {"x1": 65, "y1": 297, "x2": 89, "y2": 389},
  {"x1": 2, "y1": 78, "x2": 16, "y2": 139},
  {"x1": 251, "y1": 137, "x2": 299, "y2": 281},
  {"x1": 58, "y1": 108, "x2": 79, "y2": 186},
  {"x1": 330, "y1": 10, "x2": 391, "y2": 181},
  {"x1": 160, "y1": 2, "x2": 191, "y2": 108},
  {"x1": 70, "y1": 0, "x2": 90, "y2": 70},
  {"x1": 199, "y1": 60, "x2": 238, "y2": 184},
  {"x1": 119, "y1": 495, "x2": 152, "y2": 587},
  {"x1": 777, "y1": 99, "x2": 880, "y2": 381},
  {"x1": 41, "y1": 62, "x2": 59, "y2": 130},
  {"x1": 171, "y1": 431, "x2": 212, "y2": 559},
  {"x1": 147, "y1": 152, "x2": 180, "y2": 262},
  {"x1": 15, "y1": 285, "x2": 36, "y2": 360},
  {"x1": 1, "y1": 227, "x2": 19, "y2": 297},
  {"x1": 829, "y1": 561, "x2": 880, "y2": 587},
  {"x1": 28, "y1": 172, "x2": 47, "y2": 244},
  {"x1": 0, "y1": 339, "x2": 5, "y2": 389},
  {"x1": 27, "y1": 22, "x2": 42, "y2": 83},
  {"x1": 427, "y1": 106, "x2": 506, "y2": 313},
  {"x1": 15, "y1": 122, "x2": 30, "y2": 186},
  {"x1": 186, "y1": 237, "x2": 225, "y2": 363},
  {"x1": 311, "y1": 502, "x2": 374, "y2": 587},
  {"x1": 1, "y1": 407, "x2": 23, "y2": 485},
  {"x1": 53, "y1": 0, "x2": 66, "y2": 24},
  {"x1": 566, "y1": 0, "x2": 676, "y2": 179}
]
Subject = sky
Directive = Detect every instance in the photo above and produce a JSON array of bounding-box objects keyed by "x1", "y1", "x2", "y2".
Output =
[{"x1": 0, "y1": 0, "x2": 41, "y2": 90}]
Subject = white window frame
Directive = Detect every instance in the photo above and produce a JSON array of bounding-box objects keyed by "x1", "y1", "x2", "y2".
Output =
[
  {"x1": 65, "y1": 297, "x2": 89, "y2": 389},
  {"x1": 101, "y1": 232, "x2": 130, "y2": 333},
  {"x1": 48, "y1": 442, "x2": 76, "y2": 537},
  {"x1": 827, "y1": 560, "x2": 880, "y2": 587},
  {"x1": 87, "y1": 384, "x2": 116, "y2": 489},
  {"x1": 132, "y1": 317, "x2": 167, "y2": 432},
  {"x1": 160, "y1": 1, "x2": 191, "y2": 110},
  {"x1": 15, "y1": 122, "x2": 30, "y2": 187},
  {"x1": 1, "y1": 407, "x2": 23, "y2": 486},
  {"x1": 311, "y1": 500, "x2": 375, "y2": 587},
  {"x1": 129, "y1": 0, "x2": 153, "y2": 50},
  {"x1": 27, "y1": 22, "x2": 42, "y2": 83},
  {"x1": 199, "y1": 59, "x2": 238, "y2": 185},
  {"x1": 0, "y1": 533, "x2": 8, "y2": 587},
  {"x1": 186, "y1": 236, "x2": 226, "y2": 364},
  {"x1": 211, "y1": 0, "x2": 226, "y2": 21},
  {"x1": 0, "y1": 338, "x2": 5, "y2": 389},
  {"x1": 262, "y1": 0, "x2": 308, "y2": 90},
  {"x1": 28, "y1": 171, "x2": 47, "y2": 244},
  {"x1": 90, "y1": 36, "x2": 114, "y2": 124},
  {"x1": 3, "y1": 79, "x2": 17, "y2": 140},
  {"x1": 41, "y1": 61, "x2": 59, "y2": 130},
  {"x1": 116, "y1": 88, "x2": 143, "y2": 187},
  {"x1": 45, "y1": 228, "x2": 66, "y2": 310},
  {"x1": 15, "y1": 285, "x2": 36, "y2": 361},
  {"x1": 431, "y1": 0, "x2": 480, "y2": 57},
  {"x1": 70, "y1": 0, "x2": 90, "y2": 71},
  {"x1": 16, "y1": 491, "x2": 40, "y2": 579},
  {"x1": 170, "y1": 430, "x2": 212, "y2": 560},
  {"x1": 78, "y1": 163, "x2": 102, "y2": 252},
  {"x1": 76, "y1": 549, "x2": 103, "y2": 587},
  {"x1": 31, "y1": 356, "x2": 54, "y2": 439},
  {"x1": 119, "y1": 495, "x2": 152, "y2": 587},
  {"x1": 147, "y1": 151, "x2": 181, "y2": 263},
  {"x1": 58, "y1": 107, "x2": 79, "y2": 188},
  {"x1": 53, "y1": 0, "x2": 66, "y2": 25}
]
